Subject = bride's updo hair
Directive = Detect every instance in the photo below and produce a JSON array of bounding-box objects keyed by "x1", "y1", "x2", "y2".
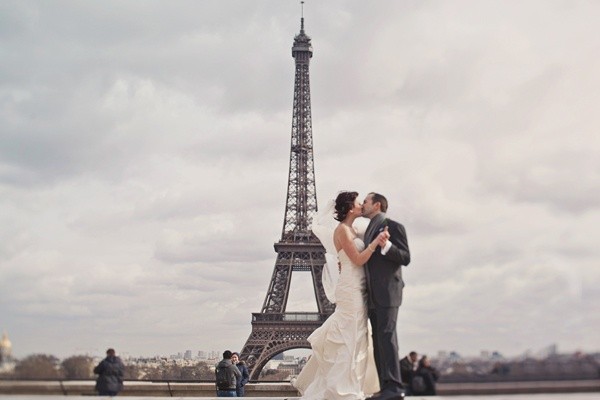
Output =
[{"x1": 334, "y1": 191, "x2": 359, "y2": 222}]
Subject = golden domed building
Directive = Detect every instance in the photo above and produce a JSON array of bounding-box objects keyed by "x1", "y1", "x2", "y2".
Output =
[
  {"x1": 0, "y1": 331, "x2": 15, "y2": 373},
  {"x1": 0, "y1": 331, "x2": 11, "y2": 360}
]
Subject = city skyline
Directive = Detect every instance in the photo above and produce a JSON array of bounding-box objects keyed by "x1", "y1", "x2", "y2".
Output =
[
  {"x1": 1, "y1": 1, "x2": 599, "y2": 359},
  {"x1": 1, "y1": 328, "x2": 572, "y2": 363}
]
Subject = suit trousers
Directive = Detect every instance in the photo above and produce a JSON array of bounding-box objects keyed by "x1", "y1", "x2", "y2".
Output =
[{"x1": 368, "y1": 305, "x2": 404, "y2": 393}]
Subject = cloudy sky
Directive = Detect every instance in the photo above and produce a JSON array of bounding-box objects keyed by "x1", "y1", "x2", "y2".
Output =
[{"x1": 1, "y1": 0, "x2": 599, "y2": 360}]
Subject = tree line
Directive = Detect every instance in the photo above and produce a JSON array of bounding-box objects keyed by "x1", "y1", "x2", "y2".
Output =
[{"x1": 0, "y1": 354, "x2": 216, "y2": 381}]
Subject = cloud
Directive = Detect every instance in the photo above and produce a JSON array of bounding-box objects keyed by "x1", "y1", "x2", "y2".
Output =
[{"x1": 1, "y1": 0, "x2": 599, "y2": 359}]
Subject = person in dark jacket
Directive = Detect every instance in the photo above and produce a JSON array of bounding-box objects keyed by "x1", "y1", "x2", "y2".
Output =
[
  {"x1": 413, "y1": 355, "x2": 440, "y2": 396},
  {"x1": 400, "y1": 351, "x2": 418, "y2": 395},
  {"x1": 93, "y1": 348, "x2": 125, "y2": 396},
  {"x1": 215, "y1": 350, "x2": 242, "y2": 397},
  {"x1": 231, "y1": 352, "x2": 250, "y2": 397}
]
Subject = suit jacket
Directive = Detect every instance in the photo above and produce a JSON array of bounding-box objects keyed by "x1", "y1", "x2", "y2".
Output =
[{"x1": 364, "y1": 213, "x2": 411, "y2": 307}]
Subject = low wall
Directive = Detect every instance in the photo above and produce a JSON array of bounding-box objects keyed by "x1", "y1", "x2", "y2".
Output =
[
  {"x1": 439, "y1": 379, "x2": 600, "y2": 395},
  {"x1": 0, "y1": 379, "x2": 598, "y2": 397},
  {"x1": 0, "y1": 381, "x2": 293, "y2": 397}
]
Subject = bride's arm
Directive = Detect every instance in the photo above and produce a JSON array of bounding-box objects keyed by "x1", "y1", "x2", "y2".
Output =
[{"x1": 334, "y1": 225, "x2": 378, "y2": 266}]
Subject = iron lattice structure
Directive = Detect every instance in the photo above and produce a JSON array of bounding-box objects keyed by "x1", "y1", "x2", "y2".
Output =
[{"x1": 239, "y1": 18, "x2": 334, "y2": 380}]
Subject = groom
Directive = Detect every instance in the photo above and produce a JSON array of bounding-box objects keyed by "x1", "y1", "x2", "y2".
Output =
[{"x1": 362, "y1": 192, "x2": 411, "y2": 400}]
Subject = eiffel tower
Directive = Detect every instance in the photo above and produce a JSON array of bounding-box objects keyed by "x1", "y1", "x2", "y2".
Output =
[{"x1": 239, "y1": 15, "x2": 334, "y2": 380}]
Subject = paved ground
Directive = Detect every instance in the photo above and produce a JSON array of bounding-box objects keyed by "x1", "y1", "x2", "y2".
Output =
[{"x1": 1, "y1": 395, "x2": 600, "y2": 400}]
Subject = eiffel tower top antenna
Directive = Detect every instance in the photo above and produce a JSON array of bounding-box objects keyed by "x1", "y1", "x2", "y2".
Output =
[{"x1": 300, "y1": 1, "x2": 308, "y2": 32}]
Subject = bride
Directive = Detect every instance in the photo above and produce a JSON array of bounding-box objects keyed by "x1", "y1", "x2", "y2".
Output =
[{"x1": 294, "y1": 191, "x2": 389, "y2": 400}]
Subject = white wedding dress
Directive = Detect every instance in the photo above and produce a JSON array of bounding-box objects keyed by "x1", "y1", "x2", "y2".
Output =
[{"x1": 293, "y1": 237, "x2": 380, "y2": 400}]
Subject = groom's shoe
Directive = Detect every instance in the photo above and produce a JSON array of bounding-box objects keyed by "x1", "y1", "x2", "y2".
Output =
[{"x1": 366, "y1": 390, "x2": 404, "y2": 400}]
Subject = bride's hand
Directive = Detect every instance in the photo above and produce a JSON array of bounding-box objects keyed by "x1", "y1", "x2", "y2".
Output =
[
  {"x1": 367, "y1": 228, "x2": 389, "y2": 252},
  {"x1": 376, "y1": 227, "x2": 390, "y2": 247}
]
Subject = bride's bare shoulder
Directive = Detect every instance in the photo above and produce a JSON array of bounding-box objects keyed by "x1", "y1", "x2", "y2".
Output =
[
  {"x1": 334, "y1": 223, "x2": 350, "y2": 233},
  {"x1": 334, "y1": 223, "x2": 351, "y2": 237},
  {"x1": 335, "y1": 224, "x2": 356, "y2": 241}
]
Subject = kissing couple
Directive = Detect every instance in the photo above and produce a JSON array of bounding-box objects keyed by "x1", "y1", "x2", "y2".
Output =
[{"x1": 294, "y1": 191, "x2": 411, "y2": 400}]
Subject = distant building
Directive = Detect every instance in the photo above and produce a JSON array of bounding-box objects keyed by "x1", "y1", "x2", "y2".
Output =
[
  {"x1": 0, "y1": 331, "x2": 15, "y2": 373},
  {"x1": 277, "y1": 361, "x2": 298, "y2": 377},
  {"x1": 0, "y1": 331, "x2": 11, "y2": 361}
]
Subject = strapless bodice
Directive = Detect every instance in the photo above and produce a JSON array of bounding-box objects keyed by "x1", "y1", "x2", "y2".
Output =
[
  {"x1": 335, "y1": 237, "x2": 367, "y2": 299},
  {"x1": 337, "y1": 237, "x2": 365, "y2": 267}
]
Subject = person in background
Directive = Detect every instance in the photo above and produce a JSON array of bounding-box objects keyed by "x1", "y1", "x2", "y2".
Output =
[
  {"x1": 215, "y1": 350, "x2": 241, "y2": 397},
  {"x1": 414, "y1": 355, "x2": 440, "y2": 396},
  {"x1": 399, "y1": 351, "x2": 418, "y2": 395},
  {"x1": 231, "y1": 352, "x2": 250, "y2": 397},
  {"x1": 93, "y1": 348, "x2": 125, "y2": 396}
]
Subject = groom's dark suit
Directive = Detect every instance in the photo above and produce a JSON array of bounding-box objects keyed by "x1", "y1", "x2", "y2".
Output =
[{"x1": 364, "y1": 212, "x2": 411, "y2": 397}]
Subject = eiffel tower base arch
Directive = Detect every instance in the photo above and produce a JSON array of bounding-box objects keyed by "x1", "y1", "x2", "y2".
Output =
[{"x1": 240, "y1": 314, "x2": 328, "y2": 380}]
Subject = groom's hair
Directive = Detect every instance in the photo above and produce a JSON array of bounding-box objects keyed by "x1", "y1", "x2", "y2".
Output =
[{"x1": 369, "y1": 192, "x2": 388, "y2": 212}]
